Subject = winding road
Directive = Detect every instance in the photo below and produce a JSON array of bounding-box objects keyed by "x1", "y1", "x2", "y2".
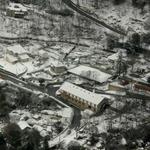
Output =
[{"x1": 0, "y1": 68, "x2": 81, "y2": 148}]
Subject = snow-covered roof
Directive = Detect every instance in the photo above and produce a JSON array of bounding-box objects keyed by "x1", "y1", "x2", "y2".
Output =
[
  {"x1": 19, "y1": 54, "x2": 29, "y2": 60},
  {"x1": 51, "y1": 61, "x2": 65, "y2": 68},
  {"x1": 58, "y1": 82, "x2": 110, "y2": 105},
  {"x1": 49, "y1": 52, "x2": 61, "y2": 59},
  {"x1": 18, "y1": 121, "x2": 31, "y2": 130},
  {"x1": 39, "y1": 50, "x2": 49, "y2": 58},
  {"x1": 61, "y1": 46, "x2": 74, "y2": 54},
  {"x1": 7, "y1": 3, "x2": 27, "y2": 12},
  {"x1": 108, "y1": 52, "x2": 119, "y2": 61},
  {"x1": 7, "y1": 44, "x2": 27, "y2": 55},
  {"x1": 108, "y1": 51, "x2": 127, "y2": 61},
  {"x1": 68, "y1": 65, "x2": 112, "y2": 83},
  {"x1": 39, "y1": 50, "x2": 48, "y2": 55},
  {"x1": 6, "y1": 54, "x2": 18, "y2": 63}
]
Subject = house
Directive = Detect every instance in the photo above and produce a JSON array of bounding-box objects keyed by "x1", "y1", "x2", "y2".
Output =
[
  {"x1": 68, "y1": 65, "x2": 112, "y2": 83},
  {"x1": 18, "y1": 121, "x2": 31, "y2": 130},
  {"x1": 19, "y1": 53, "x2": 30, "y2": 62},
  {"x1": 38, "y1": 50, "x2": 49, "y2": 60},
  {"x1": 6, "y1": 3, "x2": 27, "y2": 18},
  {"x1": 6, "y1": 44, "x2": 29, "y2": 63},
  {"x1": 49, "y1": 61, "x2": 67, "y2": 75},
  {"x1": 56, "y1": 82, "x2": 110, "y2": 112},
  {"x1": 6, "y1": 54, "x2": 18, "y2": 64}
]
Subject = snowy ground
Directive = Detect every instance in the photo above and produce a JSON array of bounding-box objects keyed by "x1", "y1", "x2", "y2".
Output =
[{"x1": 0, "y1": 0, "x2": 149, "y2": 149}]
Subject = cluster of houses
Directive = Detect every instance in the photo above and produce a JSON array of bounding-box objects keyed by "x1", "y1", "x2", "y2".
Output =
[
  {"x1": 4, "y1": 45, "x2": 112, "y2": 114},
  {"x1": 4, "y1": 43, "x2": 150, "y2": 114},
  {"x1": 55, "y1": 54, "x2": 150, "y2": 113},
  {"x1": 56, "y1": 65, "x2": 113, "y2": 113}
]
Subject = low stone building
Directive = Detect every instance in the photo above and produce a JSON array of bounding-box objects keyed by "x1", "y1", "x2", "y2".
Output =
[{"x1": 56, "y1": 82, "x2": 110, "y2": 112}]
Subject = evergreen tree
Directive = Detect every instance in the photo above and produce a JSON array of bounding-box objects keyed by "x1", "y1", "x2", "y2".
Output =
[{"x1": 3, "y1": 123, "x2": 22, "y2": 148}]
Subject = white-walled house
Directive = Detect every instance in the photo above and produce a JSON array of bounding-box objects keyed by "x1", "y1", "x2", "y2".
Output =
[
  {"x1": 6, "y1": 44, "x2": 29, "y2": 64},
  {"x1": 49, "y1": 61, "x2": 67, "y2": 75}
]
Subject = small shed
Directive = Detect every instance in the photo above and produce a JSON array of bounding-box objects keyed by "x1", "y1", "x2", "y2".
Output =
[
  {"x1": 18, "y1": 121, "x2": 31, "y2": 130},
  {"x1": 19, "y1": 54, "x2": 30, "y2": 62},
  {"x1": 50, "y1": 61, "x2": 66, "y2": 74},
  {"x1": 7, "y1": 44, "x2": 27, "y2": 56},
  {"x1": 108, "y1": 52, "x2": 119, "y2": 62}
]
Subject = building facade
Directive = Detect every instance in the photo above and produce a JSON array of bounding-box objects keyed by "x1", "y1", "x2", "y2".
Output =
[
  {"x1": 6, "y1": 3, "x2": 27, "y2": 18},
  {"x1": 56, "y1": 82, "x2": 110, "y2": 112}
]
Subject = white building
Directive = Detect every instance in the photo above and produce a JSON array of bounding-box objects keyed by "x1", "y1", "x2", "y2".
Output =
[
  {"x1": 56, "y1": 82, "x2": 110, "y2": 112},
  {"x1": 68, "y1": 65, "x2": 112, "y2": 83},
  {"x1": 49, "y1": 61, "x2": 67, "y2": 75},
  {"x1": 38, "y1": 50, "x2": 49, "y2": 60},
  {"x1": 6, "y1": 44, "x2": 29, "y2": 64},
  {"x1": 6, "y1": 3, "x2": 28, "y2": 18}
]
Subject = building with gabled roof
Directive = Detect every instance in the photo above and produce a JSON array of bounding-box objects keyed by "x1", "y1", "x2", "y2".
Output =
[
  {"x1": 56, "y1": 82, "x2": 110, "y2": 112},
  {"x1": 68, "y1": 65, "x2": 112, "y2": 83},
  {"x1": 6, "y1": 44, "x2": 29, "y2": 64}
]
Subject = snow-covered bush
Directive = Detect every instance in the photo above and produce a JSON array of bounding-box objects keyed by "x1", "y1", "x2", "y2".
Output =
[{"x1": 67, "y1": 141, "x2": 81, "y2": 150}]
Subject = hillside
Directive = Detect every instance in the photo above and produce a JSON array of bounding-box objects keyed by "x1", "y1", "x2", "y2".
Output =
[{"x1": 0, "y1": 0, "x2": 150, "y2": 150}]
